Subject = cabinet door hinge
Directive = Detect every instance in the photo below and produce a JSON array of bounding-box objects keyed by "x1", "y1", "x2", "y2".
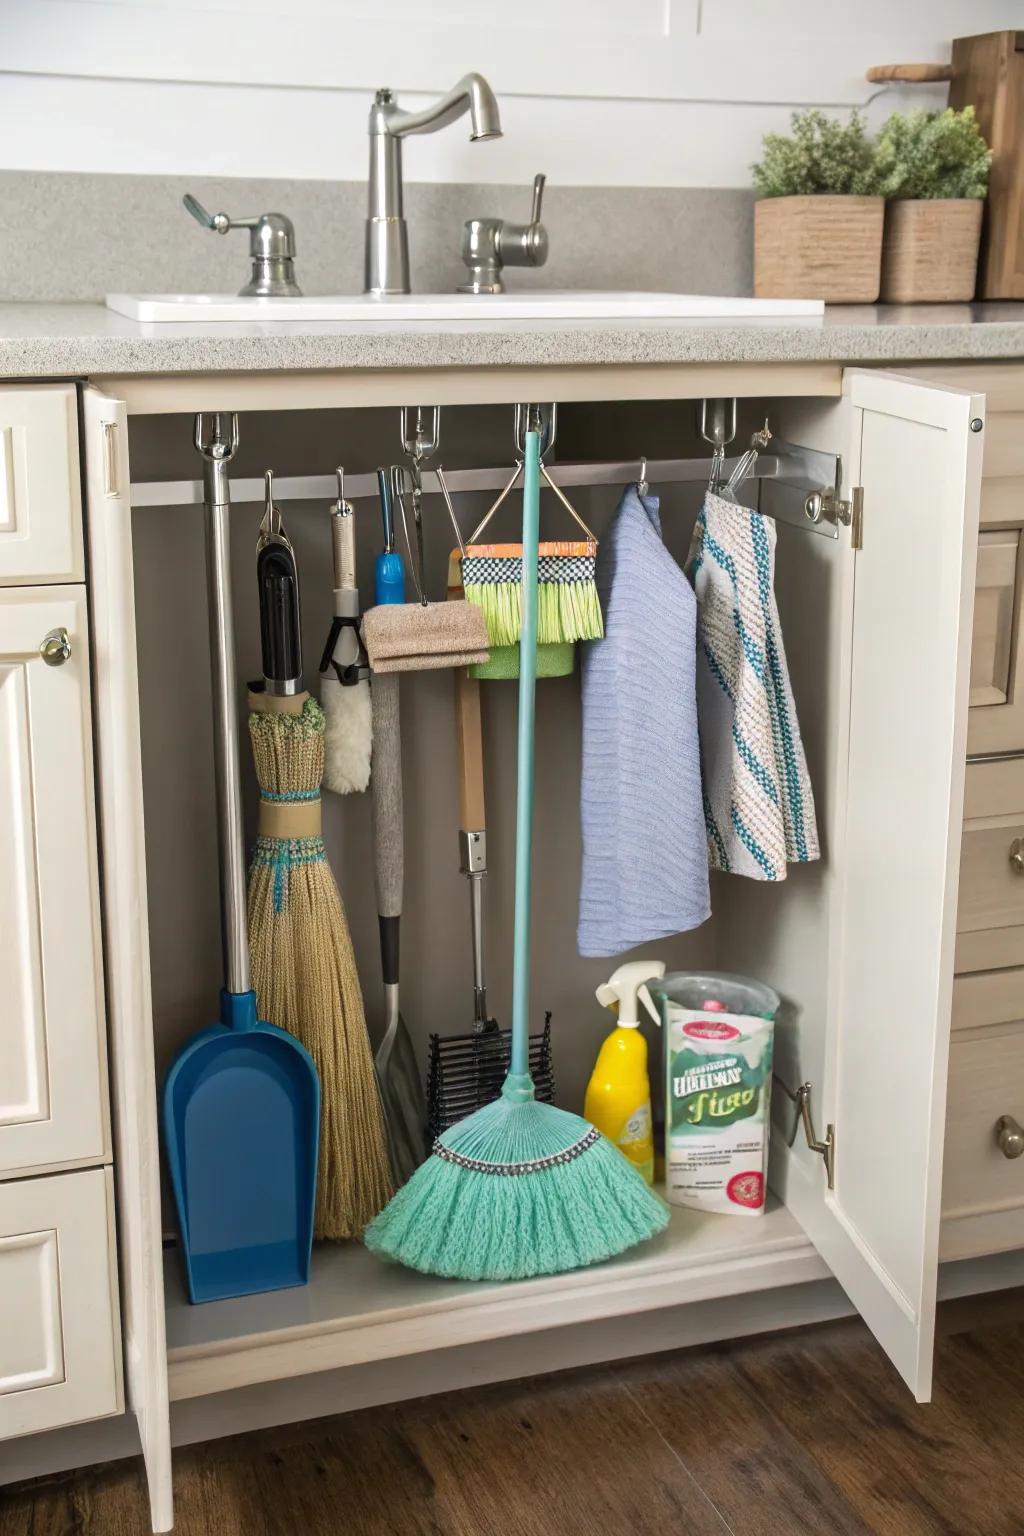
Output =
[{"x1": 775, "y1": 1075, "x2": 835, "y2": 1189}]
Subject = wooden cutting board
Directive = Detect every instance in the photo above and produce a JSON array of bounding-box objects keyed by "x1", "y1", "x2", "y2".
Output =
[
  {"x1": 948, "y1": 32, "x2": 1024, "y2": 301},
  {"x1": 868, "y1": 32, "x2": 1024, "y2": 300}
]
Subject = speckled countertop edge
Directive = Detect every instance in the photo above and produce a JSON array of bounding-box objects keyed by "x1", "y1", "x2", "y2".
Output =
[{"x1": 1, "y1": 303, "x2": 1024, "y2": 377}]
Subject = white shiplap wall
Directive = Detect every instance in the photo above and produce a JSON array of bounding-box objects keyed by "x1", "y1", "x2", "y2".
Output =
[{"x1": 2, "y1": 0, "x2": 1019, "y2": 186}]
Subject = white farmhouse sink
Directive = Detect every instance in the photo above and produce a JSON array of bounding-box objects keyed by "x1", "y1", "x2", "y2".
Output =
[{"x1": 105, "y1": 291, "x2": 824, "y2": 324}]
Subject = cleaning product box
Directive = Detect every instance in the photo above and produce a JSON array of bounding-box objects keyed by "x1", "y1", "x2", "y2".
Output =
[{"x1": 650, "y1": 972, "x2": 779, "y2": 1216}]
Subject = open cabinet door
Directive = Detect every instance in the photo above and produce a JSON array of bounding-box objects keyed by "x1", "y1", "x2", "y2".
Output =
[
  {"x1": 81, "y1": 387, "x2": 172, "y2": 1531},
  {"x1": 775, "y1": 370, "x2": 983, "y2": 1402}
]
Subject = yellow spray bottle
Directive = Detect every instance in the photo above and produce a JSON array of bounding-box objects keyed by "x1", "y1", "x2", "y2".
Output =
[{"x1": 584, "y1": 959, "x2": 666, "y2": 1185}]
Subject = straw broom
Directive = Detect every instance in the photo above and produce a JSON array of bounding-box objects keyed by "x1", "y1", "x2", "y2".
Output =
[{"x1": 248, "y1": 691, "x2": 393, "y2": 1239}]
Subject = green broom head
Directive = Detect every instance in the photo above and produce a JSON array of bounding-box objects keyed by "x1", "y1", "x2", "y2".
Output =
[
  {"x1": 364, "y1": 1071, "x2": 669, "y2": 1281},
  {"x1": 461, "y1": 542, "x2": 604, "y2": 649}
]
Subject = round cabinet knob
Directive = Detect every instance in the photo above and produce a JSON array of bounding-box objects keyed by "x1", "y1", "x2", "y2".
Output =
[
  {"x1": 996, "y1": 1114, "x2": 1024, "y2": 1159},
  {"x1": 39, "y1": 627, "x2": 71, "y2": 667},
  {"x1": 804, "y1": 491, "x2": 824, "y2": 524},
  {"x1": 1011, "y1": 839, "x2": 1024, "y2": 875}
]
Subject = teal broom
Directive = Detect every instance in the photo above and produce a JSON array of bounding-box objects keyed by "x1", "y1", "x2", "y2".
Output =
[{"x1": 364, "y1": 418, "x2": 669, "y2": 1282}]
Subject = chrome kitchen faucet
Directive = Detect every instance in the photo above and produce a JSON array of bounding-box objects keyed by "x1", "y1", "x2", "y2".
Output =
[{"x1": 365, "y1": 73, "x2": 502, "y2": 296}]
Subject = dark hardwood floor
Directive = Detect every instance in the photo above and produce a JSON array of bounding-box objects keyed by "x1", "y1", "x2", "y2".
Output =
[{"x1": 7, "y1": 1290, "x2": 1024, "y2": 1536}]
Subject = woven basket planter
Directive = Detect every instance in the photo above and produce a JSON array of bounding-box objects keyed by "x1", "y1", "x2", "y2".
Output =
[
  {"x1": 754, "y1": 195, "x2": 884, "y2": 302},
  {"x1": 880, "y1": 198, "x2": 983, "y2": 303}
]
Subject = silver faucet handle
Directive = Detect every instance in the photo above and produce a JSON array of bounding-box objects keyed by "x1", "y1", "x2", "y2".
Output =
[
  {"x1": 458, "y1": 173, "x2": 549, "y2": 295},
  {"x1": 500, "y1": 173, "x2": 549, "y2": 269},
  {"x1": 183, "y1": 193, "x2": 234, "y2": 235},
  {"x1": 182, "y1": 194, "x2": 302, "y2": 299}
]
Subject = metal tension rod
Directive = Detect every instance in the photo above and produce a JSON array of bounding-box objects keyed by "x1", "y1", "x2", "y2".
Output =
[{"x1": 130, "y1": 454, "x2": 785, "y2": 509}]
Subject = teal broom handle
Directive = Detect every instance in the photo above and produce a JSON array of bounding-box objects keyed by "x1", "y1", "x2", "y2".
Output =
[{"x1": 511, "y1": 428, "x2": 542, "y2": 1078}]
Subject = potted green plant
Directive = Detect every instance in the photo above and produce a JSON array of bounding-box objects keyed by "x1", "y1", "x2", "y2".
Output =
[
  {"x1": 875, "y1": 106, "x2": 991, "y2": 302},
  {"x1": 752, "y1": 110, "x2": 884, "y2": 302}
]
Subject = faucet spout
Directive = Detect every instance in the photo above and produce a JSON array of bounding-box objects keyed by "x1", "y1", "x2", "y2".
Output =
[
  {"x1": 384, "y1": 73, "x2": 502, "y2": 142},
  {"x1": 365, "y1": 74, "x2": 502, "y2": 295}
]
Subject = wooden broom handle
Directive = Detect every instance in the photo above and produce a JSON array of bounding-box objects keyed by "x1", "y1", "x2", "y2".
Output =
[
  {"x1": 865, "y1": 63, "x2": 953, "y2": 83},
  {"x1": 455, "y1": 666, "x2": 486, "y2": 834}
]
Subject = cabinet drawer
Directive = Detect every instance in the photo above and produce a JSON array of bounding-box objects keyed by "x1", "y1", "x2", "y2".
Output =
[
  {"x1": 957, "y1": 818, "x2": 1024, "y2": 934},
  {"x1": 0, "y1": 587, "x2": 109, "y2": 1175},
  {"x1": 0, "y1": 385, "x2": 83, "y2": 586},
  {"x1": 968, "y1": 508, "x2": 1024, "y2": 753},
  {"x1": 0, "y1": 1168, "x2": 121, "y2": 1437},
  {"x1": 970, "y1": 528, "x2": 1020, "y2": 709},
  {"x1": 957, "y1": 761, "x2": 1024, "y2": 972}
]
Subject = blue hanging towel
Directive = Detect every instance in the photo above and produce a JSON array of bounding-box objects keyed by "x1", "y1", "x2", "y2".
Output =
[
  {"x1": 578, "y1": 485, "x2": 710, "y2": 958},
  {"x1": 687, "y1": 491, "x2": 820, "y2": 881}
]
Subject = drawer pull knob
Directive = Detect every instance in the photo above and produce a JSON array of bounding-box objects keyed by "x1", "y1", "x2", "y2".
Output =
[
  {"x1": 39, "y1": 627, "x2": 71, "y2": 667},
  {"x1": 1010, "y1": 839, "x2": 1024, "y2": 875},
  {"x1": 996, "y1": 1115, "x2": 1024, "y2": 1160}
]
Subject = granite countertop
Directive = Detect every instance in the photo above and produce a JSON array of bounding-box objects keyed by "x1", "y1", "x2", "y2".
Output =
[{"x1": 0, "y1": 301, "x2": 1023, "y2": 378}]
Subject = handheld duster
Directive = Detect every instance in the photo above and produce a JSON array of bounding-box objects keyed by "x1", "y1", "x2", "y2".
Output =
[{"x1": 365, "y1": 421, "x2": 668, "y2": 1282}]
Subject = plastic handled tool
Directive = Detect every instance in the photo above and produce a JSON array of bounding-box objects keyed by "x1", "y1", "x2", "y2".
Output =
[
  {"x1": 162, "y1": 415, "x2": 319, "y2": 1304},
  {"x1": 257, "y1": 469, "x2": 303, "y2": 693},
  {"x1": 455, "y1": 666, "x2": 494, "y2": 1032},
  {"x1": 319, "y1": 467, "x2": 369, "y2": 688},
  {"x1": 374, "y1": 466, "x2": 406, "y2": 606},
  {"x1": 371, "y1": 672, "x2": 428, "y2": 1182}
]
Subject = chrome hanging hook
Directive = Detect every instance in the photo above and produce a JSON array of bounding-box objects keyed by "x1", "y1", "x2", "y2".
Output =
[
  {"x1": 698, "y1": 398, "x2": 737, "y2": 494},
  {"x1": 331, "y1": 465, "x2": 352, "y2": 516},
  {"x1": 193, "y1": 411, "x2": 239, "y2": 464},
  {"x1": 470, "y1": 402, "x2": 595, "y2": 544},
  {"x1": 726, "y1": 417, "x2": 774, "y2": 498},
  {"x1": 258, "y1": 467, "x2": 292, "y2": 552}
]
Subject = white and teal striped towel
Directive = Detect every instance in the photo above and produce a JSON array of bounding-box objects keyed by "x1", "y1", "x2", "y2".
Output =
[{"x1": 687, "y1": 492, "x2": 819, "y2": 881}]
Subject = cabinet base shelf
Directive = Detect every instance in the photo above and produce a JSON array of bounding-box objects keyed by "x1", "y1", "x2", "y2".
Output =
[{"x1": 165, "y1": 1194, "x2": 827, "y2": 1402}]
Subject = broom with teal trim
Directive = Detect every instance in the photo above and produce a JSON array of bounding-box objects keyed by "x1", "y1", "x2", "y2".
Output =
[{"x1": 365, "y1": 418, "x2": 668, "y2": 1282}]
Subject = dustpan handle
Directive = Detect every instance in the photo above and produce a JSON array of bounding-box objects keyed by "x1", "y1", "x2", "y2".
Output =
[
  {"x1": 511, "y1": 427, "x2": 541, "y2": 1078},
  {"x1": 199, "y1": 419, "x2": 251, "y2": 996}
]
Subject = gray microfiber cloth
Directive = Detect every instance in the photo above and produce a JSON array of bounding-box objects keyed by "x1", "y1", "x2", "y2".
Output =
[{"x1": 362, "y1": 601, "x2": 490, "y2": 673}]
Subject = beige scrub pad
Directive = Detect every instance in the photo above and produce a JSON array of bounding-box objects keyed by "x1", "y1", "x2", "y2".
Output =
[{"x1": 362, "y1": 600, "x2": 490, "y2": 674}]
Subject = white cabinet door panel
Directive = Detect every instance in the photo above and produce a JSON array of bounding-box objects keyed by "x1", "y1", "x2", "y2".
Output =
[
  {"x1": 783, "y1": 372, "x2": 982, "y2": 1400},
  {"x1": 0, "y1": 586, "x2": 109, "y2": 1174},
  {"x1": 82, "y1": 387, "x2": 172, "y2": 1532},
  {"x1": 0, "y1": 385, "x2": 83, "y2": 586},
  {"x1": 0, "y1": 1168, "x2": 121, "y2": 1438}
]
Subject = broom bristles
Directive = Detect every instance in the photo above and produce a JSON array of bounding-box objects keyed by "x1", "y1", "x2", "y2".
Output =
[
  {"x1": 248, "y1": 699, "x2": 393, "y2": 1241},
  {"x1": 365, "y1": 1073, "x2": 668, "y2": 1281},
  {"x1": 464, "y1": 580, "x2": 604, "y2": 649}
]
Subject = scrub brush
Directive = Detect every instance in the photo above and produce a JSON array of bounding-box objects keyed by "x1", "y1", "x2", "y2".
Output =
[{"x1": 320, "y1": 468, "x2": 372, "y2": 795}]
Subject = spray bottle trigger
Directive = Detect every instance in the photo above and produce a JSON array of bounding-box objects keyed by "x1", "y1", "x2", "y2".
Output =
[{"x1": 638, "y1": 984, "x2": 660, "y2": 1026}]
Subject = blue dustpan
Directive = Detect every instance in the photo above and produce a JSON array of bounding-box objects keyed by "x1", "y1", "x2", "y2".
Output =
[
  {"x1": 163, "y1": 413, "x2": 321, "y2": 1304},
  {"x1": 164, "y1": 990, "x2": 319, "y2": 1303}
]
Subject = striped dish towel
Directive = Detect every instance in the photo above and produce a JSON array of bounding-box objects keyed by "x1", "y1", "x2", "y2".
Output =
[{"x1": 687, "y1": 492, "x2": 819, "y2": 881}]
